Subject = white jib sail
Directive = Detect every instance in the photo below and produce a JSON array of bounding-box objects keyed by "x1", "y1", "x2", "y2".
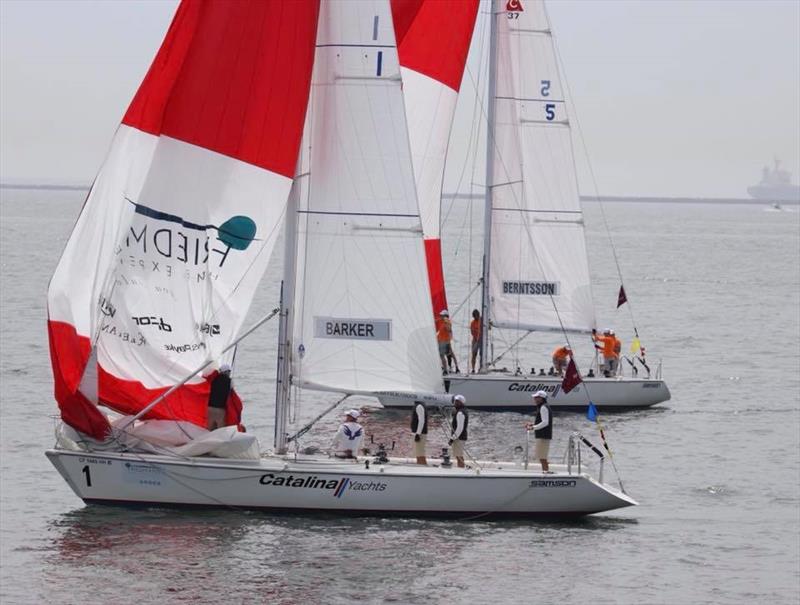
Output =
[
  {"x1": 290, "y1": 0, "x2": 443, "y2": 396},
  {"x1": 488, "y1": 0, "x2": 595, "y2": 333}
]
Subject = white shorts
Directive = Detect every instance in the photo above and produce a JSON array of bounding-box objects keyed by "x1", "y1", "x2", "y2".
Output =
[
  {"x1": 451, "y1": 439, "x2": 466, "y2": 458},
  {"x1": 413, "y1": 434, "x2": 427, "y2": 457},
  {"x1": 534, "y1": 438, "x2": 550, "y2": 460}
]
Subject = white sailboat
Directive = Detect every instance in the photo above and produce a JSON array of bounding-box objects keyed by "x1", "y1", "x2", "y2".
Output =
[
  {"x1": 45, "y1": 0, "x2": 635, "y2": 517},
  {"x1": 382, "y1": 0, "x2": 670, "y2": 410}
]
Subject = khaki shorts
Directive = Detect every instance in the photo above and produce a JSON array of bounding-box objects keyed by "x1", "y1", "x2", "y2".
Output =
[
  {"x1": 451, "y1": 439, "x2": 466, "y2": 458},
  {"x1": 413, "y1": 434, "x2": 427, "y2": 457},
  {"x1": 534, "y1": 438, "x2": 550, "y2": 460}
]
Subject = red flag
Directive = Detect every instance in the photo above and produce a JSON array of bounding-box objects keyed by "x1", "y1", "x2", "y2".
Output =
[
  {"x1": 617, "y1": 285, "x2": 627, "y2": 308},
  {"x1": 561, "y1": 358, "x2": 582, "y2": 394}
]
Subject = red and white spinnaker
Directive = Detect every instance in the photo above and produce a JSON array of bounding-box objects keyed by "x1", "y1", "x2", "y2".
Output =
[{"x1": 47, "y1": 0, "x2": 320, "y2": 439}]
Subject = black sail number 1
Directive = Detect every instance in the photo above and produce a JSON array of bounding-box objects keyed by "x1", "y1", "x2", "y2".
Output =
[{"x1": 82, "y1": 465, "x2": 92, "y2": 487}]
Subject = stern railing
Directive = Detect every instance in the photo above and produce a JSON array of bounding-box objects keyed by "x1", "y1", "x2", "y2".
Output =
[{"x1": 565, "y1": 432, "x2": 606, "y2": 484}]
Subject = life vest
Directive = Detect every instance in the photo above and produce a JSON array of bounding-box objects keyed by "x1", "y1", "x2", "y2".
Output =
[
  {"x1": 534, "y1": 403, "x2": 552, "y2": 440},
  {"x1": 410, "y1": 402, "x2": 428, "y2": 434},
  {"x1": 451, "y1": 408, "x2": 469, "y2": 440}
]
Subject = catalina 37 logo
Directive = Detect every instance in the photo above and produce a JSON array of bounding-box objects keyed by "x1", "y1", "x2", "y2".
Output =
[
  {"x1": 122, "y1": 198, "x2": 257, "y2": 269},
  {"x1": 506, "y1": 0, "x2": 523, "y2": 11},
  {"x1": 259, "y1": 473, "x2": 387, "y2": 498}
]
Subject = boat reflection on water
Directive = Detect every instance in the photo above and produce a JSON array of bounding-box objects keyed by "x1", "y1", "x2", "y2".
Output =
[{"x1": 47, "y1": 503, "x2": 637, "y2": 602}]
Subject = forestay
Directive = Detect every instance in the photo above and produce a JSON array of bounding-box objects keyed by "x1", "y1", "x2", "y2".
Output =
[
  {"x1": 392, "y1": 0, "x2": 479, "y2": 316},
  {"x1": 47, "y1": 0, "x2": 320, "y2": 439},
  {"x1": 291, "y1": 0, "x2": 443, "y2": 396},
  {"x1": 488, "y1": 0, "x2": 595, "y2": 333}
]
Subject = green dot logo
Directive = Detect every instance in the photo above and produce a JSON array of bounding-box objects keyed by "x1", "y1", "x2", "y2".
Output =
[
  {"x1": 127, "y1": 199, "x2": 258, "y2": 252},
  {"x1": 218, "y1": 215, "x2": 257, "y2": 251}
]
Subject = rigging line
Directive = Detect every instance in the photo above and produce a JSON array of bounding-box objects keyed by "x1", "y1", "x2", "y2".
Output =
[
  {"x1": 450, "y1": 279, "x2": 483, "y2": 321},
  {"x1": 441, "y1": 3, "x2": 489, "y2": 232},
  {"x1": 287, "y1": 393, "x2": 350, "y2": 444},
  {"x1": 296, "y1": 210, "x2": 419, "y2": 218},
  {"x1": 465, "y1": 186, "x2": 476, "y2": 366},
  {"x1": 490, "y1": 329, "x2": 533, "y2": 366},
  {"x1": 451, "y1": 187, "x2": 475, "y2": 260},
  {"x1": 547, "y1": 8, "x2": 640, "y2": 336}
]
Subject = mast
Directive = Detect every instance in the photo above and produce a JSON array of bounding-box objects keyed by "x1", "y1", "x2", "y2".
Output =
[
  {"x1": 274, "y1": 174, "x2": 302, "y2": 454},
  {"x1": 479, "y1": 0, "x2": 499, "y2": 371}
]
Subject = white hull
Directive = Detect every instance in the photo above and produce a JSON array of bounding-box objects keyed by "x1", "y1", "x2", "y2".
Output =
[
  {"x1": 380, "y1": 374, "x2": 670, "y2": 410},
  {"x1": 45, "y1": 449, "x2": 636, "y2": 518}
]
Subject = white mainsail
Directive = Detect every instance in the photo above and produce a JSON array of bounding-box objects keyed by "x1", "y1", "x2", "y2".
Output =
[
  {"x1": 290, "y1": 0, "x2": 443, "y2": 396},
  {"x1": 486, "y1": 0, "x2": 595, "y2": 334}
]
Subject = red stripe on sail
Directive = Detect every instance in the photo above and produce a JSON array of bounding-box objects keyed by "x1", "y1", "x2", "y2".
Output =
[
  {"x1": 48, "y1": 320, "x2": 244, "y2": 437},
  {"x1": 98, "y1": 368, "x2": 243, "y2": 430},
  {"x1": 47, "y1": 320, "x2": 111, "y2": 440},
  {"x1": 391, "y1": 0, "x2": 478, "y2": 92},
  {"x1": 424, "y1": 238, "x2": 449, "y2": 316},
  {"x1": 123, "y1": 0, "x2": 320, "y2": 178}
]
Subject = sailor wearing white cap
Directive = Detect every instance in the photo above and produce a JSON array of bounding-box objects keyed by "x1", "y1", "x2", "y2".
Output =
[
  {"x1": 449, "y1": 395, "x2": 469, "y2": 468},
  {"x1": 529, "y1": 391, "x2": 552, "y2": 472},
  {"x1": 331, "y1": 409, "x2": 364, "y2": 459}
]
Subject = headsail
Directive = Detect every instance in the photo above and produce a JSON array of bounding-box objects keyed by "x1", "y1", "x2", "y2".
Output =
[
  {"x1": 391, "y1": 0, "x2": 479, "y2": 316},
  {"x1": 487, "y1": 0, "x2": 595, "y2": 333},
  {"x1": 290, "y1": 0, "x2": 443, "y2": 396},
  {"x1": 47, "y1": 0, "x2": 320, "y2": 439}
]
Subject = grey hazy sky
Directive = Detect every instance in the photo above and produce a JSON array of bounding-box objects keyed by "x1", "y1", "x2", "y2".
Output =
[{"x1": 1, "y1": 0, "x2": 798, "y2": 198}]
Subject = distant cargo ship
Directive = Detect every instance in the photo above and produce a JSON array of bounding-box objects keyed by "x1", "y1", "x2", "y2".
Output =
[{"x1": 748, "y1": 159, "x2": 800, "y2": 202}]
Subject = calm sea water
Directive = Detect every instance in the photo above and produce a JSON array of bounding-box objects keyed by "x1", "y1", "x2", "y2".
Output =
[{"x1": 1, "y1": 189, "x2": 798, "y2": 604}]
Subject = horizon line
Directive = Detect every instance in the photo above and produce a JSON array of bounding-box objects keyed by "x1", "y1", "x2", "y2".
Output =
[{"x1": 1, "y1": 182, "x2": 797, "y2": 205}]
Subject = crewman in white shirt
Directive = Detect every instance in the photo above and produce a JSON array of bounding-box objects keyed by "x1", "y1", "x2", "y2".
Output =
[
  {"x1": 331, "y1": 410, "x2": 364, "y2": 459},
  {"x1": 449, "y1": 394, "x2": 469, "y2": 468},
  {"x1": 410, "y1": 401, "x2": 428, "y2": 465}
]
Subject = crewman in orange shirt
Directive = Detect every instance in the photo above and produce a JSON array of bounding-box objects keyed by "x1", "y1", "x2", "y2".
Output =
[
  {"x1": 469, "y1": 309, "x2": 482, "y2": 373},
  {"x1": 551, "y1": 344, "x2": 571, "y2": 376},
  {"x1": 592, "y1": 328, "x2": 618, "y2": 377},
  {"x1": 436, "y1": 310, "x2": 460, "y2": 374}
]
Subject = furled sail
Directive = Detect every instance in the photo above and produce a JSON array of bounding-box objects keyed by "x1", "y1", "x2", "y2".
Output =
[
  {"x1": 47, "y1": 0, "x2": 320, "y2": 439},
  {"x1": 290, "y1": 0, "x2": 443, "y2": 396},
  {"x1": 488, "y1": 0, "x2": 595, "y2": 333},
  {"x1": 391, "y1": 0, "x2": 479, "y2": 316}
]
